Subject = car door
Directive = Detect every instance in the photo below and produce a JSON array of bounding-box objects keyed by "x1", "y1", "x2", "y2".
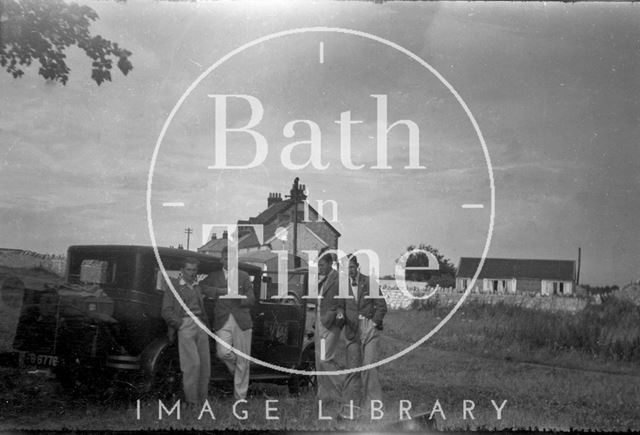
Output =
[{"x1": 250, "y1": 270, "x2": 307, "y2": 373}]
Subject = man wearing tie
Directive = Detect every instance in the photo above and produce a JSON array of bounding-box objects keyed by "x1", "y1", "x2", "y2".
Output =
[
  {"x1": 200, "y1": 246, "x2": 255, "y2": 400},
  {"x1": 343, "y1": 253, "x2": 388, "y2": 414}
]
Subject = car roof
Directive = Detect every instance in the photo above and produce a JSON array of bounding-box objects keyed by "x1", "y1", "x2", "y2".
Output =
[{"x1": 67, "y1": 245, "x2": 261, "y2": 273}]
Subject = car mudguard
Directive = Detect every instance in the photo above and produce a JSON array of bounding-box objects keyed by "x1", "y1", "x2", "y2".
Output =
[{"x1": 139, "y1": 337, "x2": 175, "y2": 375}]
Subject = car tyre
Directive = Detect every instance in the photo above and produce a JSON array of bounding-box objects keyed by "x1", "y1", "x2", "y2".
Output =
[
  {"x1": 288, "y1": 348, "x2": 316, "y2": 395},
  {"x1": 54, "y1": 356, "x2": 92, "y2": 397},
  {"x1": 142, "y1": 347, "x2": 182, "y2": 401}
]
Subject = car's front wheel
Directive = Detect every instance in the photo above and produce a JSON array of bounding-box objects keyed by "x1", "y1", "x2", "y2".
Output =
[
  {"x1": 141, "y1": 347, "x2": 182, "y2": 401},
  {"x1": 288, "y1": 347, "x2": 316, "y2": 395}
]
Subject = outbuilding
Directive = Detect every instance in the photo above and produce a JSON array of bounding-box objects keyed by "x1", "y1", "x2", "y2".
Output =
[{"x1": 456, "y1": 257, "x2": 576, "y2": 296}]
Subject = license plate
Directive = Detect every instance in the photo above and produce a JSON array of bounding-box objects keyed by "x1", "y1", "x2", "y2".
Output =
[{"x1": 24, "y1": 353, "x2": 60, "y2": 367}]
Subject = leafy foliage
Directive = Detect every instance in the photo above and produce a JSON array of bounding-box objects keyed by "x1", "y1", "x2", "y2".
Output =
[
  {"x1": 398, "y1": 243, "x2": 456, "y2": 285},
  {"x1": 0, "y1": 0, "x2": 132, "y2": 85}
]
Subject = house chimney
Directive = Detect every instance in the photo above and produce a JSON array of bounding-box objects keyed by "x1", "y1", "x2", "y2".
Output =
[
  {"x1": 211, "y1": 233, "x2": 217, "y2": 240},
  {"x1": 222, "y1": 230, "x2": 228, "y2": 239},
  {"x1": 268, "y1": 192, "x2": 282, "y2": 208}
]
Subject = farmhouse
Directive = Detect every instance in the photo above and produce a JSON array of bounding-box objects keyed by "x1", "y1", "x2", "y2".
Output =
[
  {"x1": 198, "y1": 179, "x2": 340, "y2": 261},
  {"x1": 456, "y1": 257, "x2": 576, "y2": 296}
]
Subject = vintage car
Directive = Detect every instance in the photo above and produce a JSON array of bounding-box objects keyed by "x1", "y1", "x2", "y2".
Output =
[{"x1": 11, "y1": 245, "x2": 316, "y2": 398}]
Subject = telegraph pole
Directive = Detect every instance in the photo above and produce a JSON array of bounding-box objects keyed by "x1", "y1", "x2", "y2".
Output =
[
  {"x1": 577, "y1": 247, "x2": 581, "y2": 285},
  {"x1": 184, "y1": 227, "x2": 193, "y2": 250}
]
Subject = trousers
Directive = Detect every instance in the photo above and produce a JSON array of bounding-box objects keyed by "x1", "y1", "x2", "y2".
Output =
[
  {"x1": 177, "y1": 316, "x2": 211, "y2": 405},
  {"x1": 343, "y1": 317, "x2": 383, "y2": 408},
  {"x1": 315, "y1": 313, "x2": 344, "y2": 403},
  {"x1": 216, "y1": 314, "x2": 252, "y2": 400}
]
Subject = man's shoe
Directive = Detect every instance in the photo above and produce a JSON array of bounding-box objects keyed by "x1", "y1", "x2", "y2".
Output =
[{"x1": 213, "y1": 382, "x2": 234, "y2": 396}]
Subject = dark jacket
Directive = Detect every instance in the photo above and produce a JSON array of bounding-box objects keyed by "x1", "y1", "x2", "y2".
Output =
[
  {"x1": 199, "y1": 269, "x2": 255, "y2": 331},
  {"x1": 161, "y1": 277, "x2": 211, "y2": 342},
  {"x1": 344, "y1": 273, "x2": 387, "y2": 340},
  {"x1": 318, "y1": 269, "x2": 346, "y2": 330}
]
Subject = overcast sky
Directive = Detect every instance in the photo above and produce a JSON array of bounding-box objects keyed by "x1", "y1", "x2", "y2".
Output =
[{"x1": 1, "y1": 1, "x2": 638, "y2": 286}]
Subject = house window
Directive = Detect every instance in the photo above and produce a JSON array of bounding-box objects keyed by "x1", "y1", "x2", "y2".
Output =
[
  {"x1": 552, "y1": 282, "x2": 563, "y2": 295},
  {"x1": 490, "y1": 280, "x2": 508, "y2": 294},
  {"x1": 550, "y1": 281, "x2": 566, "y2": 296}
]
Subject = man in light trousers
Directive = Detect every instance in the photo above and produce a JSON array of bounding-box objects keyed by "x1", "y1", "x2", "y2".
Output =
[
  {"x1": 161, "y1": 258, "x2": 211, "y2": 406},
  {"x1": 315, "y1": 252, "x2": 346, "y2": 405},
  {"x1": 343, "y1": 253, "x2": 388, "y2": 417},
  {"x1": 200, "y1": 246, "x2": 255, "y2": 400}
]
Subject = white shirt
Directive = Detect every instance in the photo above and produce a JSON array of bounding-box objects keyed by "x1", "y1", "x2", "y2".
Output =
[
  {"x1": 179, "y1": 276, "x2": 195, "y2": 290},
  {"x1": 350, "y1": 273, "x2": 359, "y2": 299}
]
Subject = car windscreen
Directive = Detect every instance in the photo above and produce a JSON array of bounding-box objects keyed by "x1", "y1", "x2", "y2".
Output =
[{"x1": 153, "y1": 256, "x2": 220, "y2": 291}]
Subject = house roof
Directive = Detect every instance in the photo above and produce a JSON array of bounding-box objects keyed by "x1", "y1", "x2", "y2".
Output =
[
  {"x1": 199, "y1": 194, "x2": 342, "y2": 252},
  {"x1": 239, "y1": 250, "x2": 309, "y2": 270},
  {"x1": 265, "y1": 223, "x2": 328, "y2": 248},
  {"x1": 243, "y1": 200, "x2": 341, "y2": 238},
  {"x1": 198, "y1": 232, "x2": 259, "y2": 253},
  {"x1": 249, "y1": 199, "x2": 294, "y2": 225},
  {"x1": 457, "y1": 257, "x2": 576, "y2": 281},
  {"x1": 199, "y1": 236, "x2": 227, "y2": 252}
]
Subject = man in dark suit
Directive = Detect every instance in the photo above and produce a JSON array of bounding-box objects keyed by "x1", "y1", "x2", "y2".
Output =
[
  {"x1": 315, "y1": 251, "x2": 346, "y2": 404},
  {"x1": 343, "y1": 253, "x2": 388, "y2": 413},
  {"x1": 161, "y1": 257, "x2": 211, "y2": 407},
  {"x1": 200, "y1": 246, "x2": 255, "y2": 400}
]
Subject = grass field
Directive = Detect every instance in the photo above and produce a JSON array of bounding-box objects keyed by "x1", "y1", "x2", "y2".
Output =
[
  {"x1": 409, "y1": 296, "x2": 640, "y2": 363},
  {"x1": 1, "y1": 270, "x2": 639, "y2": 431}
]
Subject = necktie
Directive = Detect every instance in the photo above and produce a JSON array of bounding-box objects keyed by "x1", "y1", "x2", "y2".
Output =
[{"x1": 318, "y1": 277, "x2": 326, "y2": 295}]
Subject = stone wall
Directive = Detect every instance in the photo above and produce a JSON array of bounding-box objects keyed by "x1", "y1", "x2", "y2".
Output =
[
  {"x1": 0, "y1": 249, "x2": 66, "y2": 276},
  {"x1": 380, "y1": 280, "x2": 454, "y2": 310}
]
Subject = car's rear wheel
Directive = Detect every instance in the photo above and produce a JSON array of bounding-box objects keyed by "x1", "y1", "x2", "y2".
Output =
[
  {"x1": 55, "y1": 358, "x2": 86, "y2": 395},
  {"x1": 288, "y1": 348, "x2": 316, "y2": 395},
  {"x1": 55, "y1": 357, "x2": 113, "y2": 400}
]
